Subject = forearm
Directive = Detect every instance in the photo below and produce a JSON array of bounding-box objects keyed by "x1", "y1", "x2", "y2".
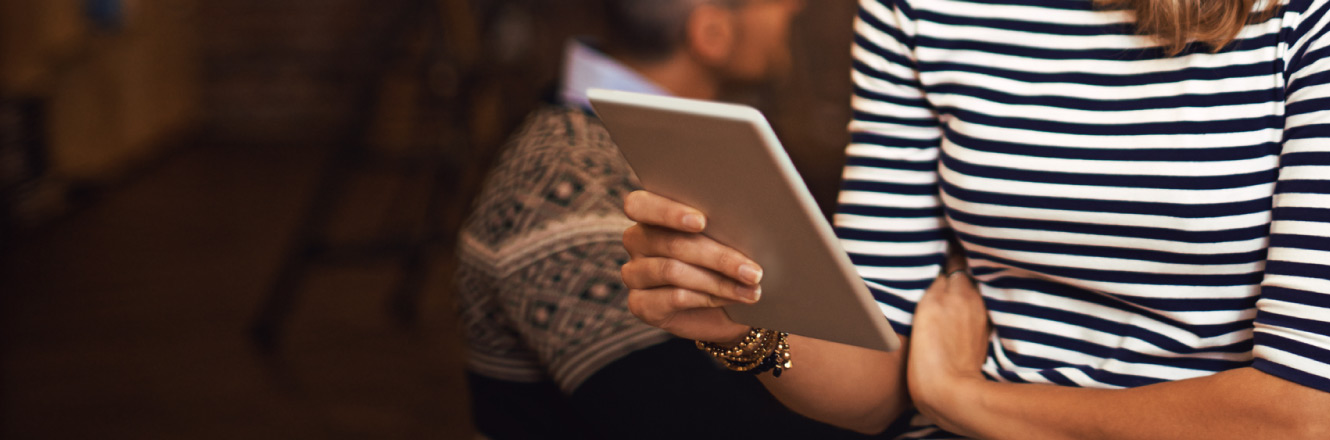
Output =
[
  {"x1": 756, "y1": 334, "x2": 910, "y2": 434},
  {"x1": 936, "y1": 368, "x2": 1330, "y2": 440}
]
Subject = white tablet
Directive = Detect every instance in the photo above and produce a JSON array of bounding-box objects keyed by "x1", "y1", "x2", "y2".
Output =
[{"x1": 589, "y1": 89, "x2": 900, "y2": 352}]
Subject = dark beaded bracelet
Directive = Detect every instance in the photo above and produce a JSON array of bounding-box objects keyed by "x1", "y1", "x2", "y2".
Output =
[
  {"x1": 697, "y1": 328, "x2": 791, "y2": 376},
  {"x1": 747, "y1": 331, "x2": 792, "y2": 377},
  {"x1": 748, "y1": 351, "x2": 783, "y2": 377}
]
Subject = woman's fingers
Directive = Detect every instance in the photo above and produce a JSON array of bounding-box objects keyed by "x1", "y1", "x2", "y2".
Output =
[
  {"x1": 627, "y1": 287, "x2": 735, "y2": 326},
  {"x1": 624, "y1": 191, "x2": 708, "y2": 233},
  {"x1": 619, "y1": 190, "x2": 762, "y2": 344},
  {"x1": 622, "y1": 257, "x2": 761, "y2": 304},
  {"x1": 626, "y1": 287, "x2": 749, "y2": 342},
  {"x1": 622, "y1": 224, "x2": 763, "y2": 285}
]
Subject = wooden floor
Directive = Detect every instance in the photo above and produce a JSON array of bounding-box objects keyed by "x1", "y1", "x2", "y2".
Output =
[{"x1": 1, "y1": 141, "x2": 477, "y2": 439}]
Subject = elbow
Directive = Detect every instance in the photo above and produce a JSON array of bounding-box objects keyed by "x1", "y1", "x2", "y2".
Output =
[
  {"x1": 837, "y1": 415, "x2": 891, "y2": 436},
  {"x1": 796, "y1": 402, "x2": 897, "y2": 435},
  {"x1": 841, "y1": 398, "x2": 908, "y2": 435},
  {"x1": 846, "y1": 419, "x2": 893, "y2": 436},
  {"x1": 788, "y1": 393, "x2": 902, "y2": 435},
  {"x1": 775, "y1": 397, "x2": 901, "y2": 435},
  {"x1": 1291, "y1": 416, "x2": 1330, "y2": 440},
  {"x1": 1289, "y1": 387, "x2": 1330, "y2": 440},
  {"x1": 1281, "y1": 393, "x2": 1330, "y2": 440}
]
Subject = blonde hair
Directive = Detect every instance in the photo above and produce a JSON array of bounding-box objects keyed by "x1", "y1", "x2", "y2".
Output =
[{"x1": 1096, "y1": 0, "x2": 1281, "y2": 55}]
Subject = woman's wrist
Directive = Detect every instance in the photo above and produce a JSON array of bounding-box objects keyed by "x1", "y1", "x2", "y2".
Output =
[
  {"x1": 697, "y1": 327, "x2": 793, "y2": 376},
  {"x1": 713, "y1": 326, "x2": 752, "y2": 348},
  {"x1": 917, "y1": 373, "x2": 990, "y2": 437}
]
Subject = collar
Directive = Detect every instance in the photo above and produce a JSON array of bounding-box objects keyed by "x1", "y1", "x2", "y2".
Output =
[{"x1": 559, "y1": 40, "x2": 672, "y2": 112}]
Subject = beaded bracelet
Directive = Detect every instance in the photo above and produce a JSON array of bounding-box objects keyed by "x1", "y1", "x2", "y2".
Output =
[
  {"x1": 696, "y1": 328, "x2": 792, "y2": 377},
  {"x1": 744, "y1": 331, "x2": 792, "y2": 377}
]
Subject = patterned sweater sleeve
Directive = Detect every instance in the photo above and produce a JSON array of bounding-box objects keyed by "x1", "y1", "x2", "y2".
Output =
[
  {"x1": 834, "y1": 0, "x2": 949, "y2": 336},
  {"x1": 454, "y1": 259, "x2": 548, "y2": 383},
  {"x1": 1252, "y1": 0, "x2": 1330, "y2": 393}
]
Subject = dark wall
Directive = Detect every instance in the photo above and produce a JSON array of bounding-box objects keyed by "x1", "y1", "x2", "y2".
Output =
[
  {"x1": 765, "y1": 2, "x2": 860, "y2": 216},
  {"x1": 198, "y1": 0, "x2": 859, "y2": 214}
]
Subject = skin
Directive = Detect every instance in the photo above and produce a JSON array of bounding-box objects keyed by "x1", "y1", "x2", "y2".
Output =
[
  {"x1": 719, "y1": 0, "x2": 800, "y2": 82},
  {"x1": 621, "y1": 191, "x2": 1330, "y2": 437},
  {"x1": 620, "y1": 191, "x2": 910, "y2": 433},
  {"x1": 615, "y1": 2, "x2": 1330, "y2": 437},
  {"x1": 610, "y1": 0, "x2": 804, "y2": 101},
  {"x1": 908, "y1": 265, "x2": 1330, "y2": 440}
]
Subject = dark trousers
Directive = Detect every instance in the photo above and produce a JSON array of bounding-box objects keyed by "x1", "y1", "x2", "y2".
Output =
[{"x1": 468, "y1": 338, "x2": 903, "y2": 439}]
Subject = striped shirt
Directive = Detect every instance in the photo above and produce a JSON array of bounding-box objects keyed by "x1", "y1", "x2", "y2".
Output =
[{"x1": 837, "y1": 0, "x2": 1330, "y2": 437}]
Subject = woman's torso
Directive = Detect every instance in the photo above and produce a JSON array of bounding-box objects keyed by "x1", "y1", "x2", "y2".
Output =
[{"x1": 915, "y1": 0, "x2": 1288, "y2": 389}]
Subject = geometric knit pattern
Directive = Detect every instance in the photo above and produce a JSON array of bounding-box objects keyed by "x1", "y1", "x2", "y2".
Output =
[
  {"x1": 844, "y1": 0, "x2": 1330, "y2": 438},
  {"x1": 455, "y1": 105, "x2": 671, "y2": 392}
]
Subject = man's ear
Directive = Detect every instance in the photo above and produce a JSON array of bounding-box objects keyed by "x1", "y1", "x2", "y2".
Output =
[{"x1": 685, "y1": 3, "x2": 737, "y2": 66}]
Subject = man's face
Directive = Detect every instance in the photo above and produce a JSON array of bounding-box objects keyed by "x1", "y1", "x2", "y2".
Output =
[{"x1": 723, "y1": 0, "x2": 804, "y2": 82}]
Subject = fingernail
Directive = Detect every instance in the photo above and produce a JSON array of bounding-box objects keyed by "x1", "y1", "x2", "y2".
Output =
[
  {"x1": 738, "y1": 285, "x2": 762, "y2": 303},
  {"x1": 683, "y1": 214, "x2": 705, "y2": 231},
  {"x1": 739, "y1": 264, "x2": 763, "y2": 284}
]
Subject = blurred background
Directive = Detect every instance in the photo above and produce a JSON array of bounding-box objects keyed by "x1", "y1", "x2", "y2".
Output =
[{"x1": 0, "y1": 0, "x2": 859, "y2": 438}]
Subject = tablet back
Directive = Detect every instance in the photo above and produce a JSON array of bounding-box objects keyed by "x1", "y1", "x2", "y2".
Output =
[{"x1": 589, "y1": 89, "x2": 900, "y2": 352}]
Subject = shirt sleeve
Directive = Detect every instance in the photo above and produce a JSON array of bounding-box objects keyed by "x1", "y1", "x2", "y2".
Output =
[
  {"x1": 1251, "y1": 0, "x2": 1330, "y2": 394},
  {"x1": 454, "y1": 259, "x2": 549, "y2": 383},
  {"x1": 834, "y1": 0, "x2": 949, "y2": 336}
]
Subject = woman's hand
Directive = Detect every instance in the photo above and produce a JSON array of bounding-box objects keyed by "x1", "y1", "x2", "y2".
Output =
[
  {"x1": 620, "y1": 190, "x2": 763, "y2": 344},
  {"x1": 907, "y1": 261, "x2": 991, "y2": 435}
]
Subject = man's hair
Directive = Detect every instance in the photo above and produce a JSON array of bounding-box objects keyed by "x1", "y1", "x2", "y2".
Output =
[{"x1": 603, "y1": 0, "x2": 740, "y2": 60}]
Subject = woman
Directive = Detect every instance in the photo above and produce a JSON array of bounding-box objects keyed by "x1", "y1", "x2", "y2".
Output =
[{"x1": 618, "y1": 0, "x2": 1330, "y2": 438}]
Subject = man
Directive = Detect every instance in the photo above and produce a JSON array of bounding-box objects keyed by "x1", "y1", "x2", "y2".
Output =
[{"x1": 455, "y1": 0, "x2": 868, "y2": 438}]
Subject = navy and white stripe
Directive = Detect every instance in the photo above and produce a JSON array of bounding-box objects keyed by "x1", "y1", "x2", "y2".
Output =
[{"x1": 838, "y1": 0, "x2": 1330, "y2": 437}]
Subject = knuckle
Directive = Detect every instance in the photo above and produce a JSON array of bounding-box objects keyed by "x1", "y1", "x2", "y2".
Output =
[
  {"x1": 621, "y1": 226, "x2": 636, "y2": 247},
  {"x1": 670, "y1": 288, "x2": 693, "y2": 309},
  {"x1": 663, "y1": 234, "x2": 685, "y2": 257},
  {"x1": 627, "y1": 290, "x2": 661, "y2": 325},
  {"x1": 620, "y1": 262, "x2": 637, "y2": 288},
  {"x1": 626, "y1": 291, "x2": 645, "y2": 317},
  {"x1": 716, "y1": 251, "x2": 740, "y2": 274},
  {"x1": 623, "y1": 191, "x2": 643, "y2": 215},
  {"x1": 658, "y1": 259, "x2": 684, "y2": 282},
  {"x1": 622, "y1": 225, "x2": 645, "y2": 252}
]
